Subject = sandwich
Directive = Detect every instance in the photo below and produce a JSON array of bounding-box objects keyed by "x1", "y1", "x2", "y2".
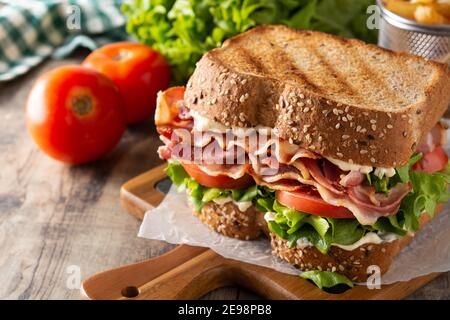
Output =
[{"x1": 154, "y1": 25, "x2": 450, "y2": 284}]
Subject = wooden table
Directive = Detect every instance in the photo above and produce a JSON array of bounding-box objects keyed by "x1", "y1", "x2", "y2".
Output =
[{"x1": 0, "y1": 52, "x2": 448, "y2": 300}]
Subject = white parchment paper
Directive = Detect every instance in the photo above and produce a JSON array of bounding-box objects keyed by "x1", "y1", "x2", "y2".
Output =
[{"x1": 138, "y1": 129, "x2": 450, "y2": 284}]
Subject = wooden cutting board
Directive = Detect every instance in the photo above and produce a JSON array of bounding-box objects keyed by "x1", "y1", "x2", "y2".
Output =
[{"x1": 81, "y1": 164, "x2": 440, "y2": 300}]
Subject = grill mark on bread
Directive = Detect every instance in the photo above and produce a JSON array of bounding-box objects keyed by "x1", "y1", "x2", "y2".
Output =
[
  {"x1": 185, "y1": 25, "x2": 450, "y2": 167},
  {"x1": 308, "y1": 45, "x2": 356, "y2": 98},
  {"x1": 270, "y1": 203, "x2": 441, "y2": 282},
  {"x1": 235, "y1": 46, "x2": 270, "y2": 74},
  {"x1": 351, "y1": 47, "x2": 410, "y2": 108},
  {"x1": 269, "y1": 41, "x2": 323, "y2": 93}
]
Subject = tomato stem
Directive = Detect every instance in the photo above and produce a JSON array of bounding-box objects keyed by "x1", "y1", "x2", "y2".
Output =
[{"x1": 71, "y1": 95, "x2": 93, "y2": 117}]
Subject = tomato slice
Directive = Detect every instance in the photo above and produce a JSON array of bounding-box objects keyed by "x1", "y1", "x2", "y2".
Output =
[
  {"x1": 276, "y1": 189, "x2": 355, "y2": 219},
  {"x1": 181, "y1": 163, "x2": 254, "y2": 189},
  {"x1": 413, "y1": 146, "x2": 448, "y2": 173}
]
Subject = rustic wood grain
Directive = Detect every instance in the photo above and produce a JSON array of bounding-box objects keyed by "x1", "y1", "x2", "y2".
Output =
[
  {"x1": 0, "y1": 51, "x2": 448, "y2": 299},
  {"x1": 85, "y1": 164, "x2": 436, "y2": 300},
  {"x1": 83, "y1": 241, "x2": 442, "y2": 300},
  {"x1": 0, "y1": 51, "x2": 244, "y2": 300}
]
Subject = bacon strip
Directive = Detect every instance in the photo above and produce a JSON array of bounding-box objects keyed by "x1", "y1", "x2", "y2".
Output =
[
  {"x1": 340, "y1": 171, "x2": 365, "y2": 187},
  {"x1": 302, "y1": 159, "x2": 344, "y2": 195},
  {"x1": 348, "y1": 183, "x2": 412, "y2": 215},
  {"x1": 154, "y1": 88, "x2": 429, "y2": 225}
]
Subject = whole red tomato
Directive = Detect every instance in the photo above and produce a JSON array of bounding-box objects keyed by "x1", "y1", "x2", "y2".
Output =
[
  {"x1": 82, "y1": 42, "x2": 171, "y2": 124},
  {"x1": 26, "y1": 65, "x2": 126, "y2": 164}
]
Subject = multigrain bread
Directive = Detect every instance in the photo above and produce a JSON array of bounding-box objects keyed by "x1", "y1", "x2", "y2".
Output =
[
  {"x1": 270, "y1": 205, "x2": 443, "y2": 282},
  {"x1": 185, "y1": 25, "x2": 450, "y2": 167},
  {"x1": 271, "y1": 207, "x2": 441, "y2": 283},
  {"x1": 188, "y1": 200, "x2": 268, "y2": 240},
  {"x1": 270, "y1": 233, "x2": 412, "y2": 283},
  {"x1": 189, "y1": 199, "x2": 440, "y2": 282}
]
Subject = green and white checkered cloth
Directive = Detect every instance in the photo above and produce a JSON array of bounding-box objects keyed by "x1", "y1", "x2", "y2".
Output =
[{"x1": 0, "y1": 0, "x2": 129, "y2": 81}]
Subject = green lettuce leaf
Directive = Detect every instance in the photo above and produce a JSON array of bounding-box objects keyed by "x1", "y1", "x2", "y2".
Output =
[
  {"x1": 304, "y1": 215, "x2": 329, "y2": 238},
  {"x1": 165, "y1": 160, "x2": 190, "y2": 190},
  {"x1": 268, "y1": 221, "x2": 288, "y2": 239},
  {"x1": 373, "y1": 216, "x2": 407, "y2": 236},
  {"x1": 268, "y1": 198, "x2": 387, "y2": 253},
  {"x1": 293, "y1": 225, "x2": 330, "y2": 253},
  {"x1": 202, "y1": 188, "x2": 224, "y2": 202},
  {"x1": 397, "y1": 162, "x2": 450, "y2": 231},
  {"x1": 273, "y1": 200, "x2": 307, "y2": 230},
  {"x1": 255, "y1": 197, "x2": 274, "y2": 213},
  {"x1": 300, "y1": 270, "x2": 353, "y2": 289},
  {"x1": 372, "y1": 175, "x2": 389, "y2": 194},
  {"x1": 239, "y1": 185, "x2": 258, "y2": 202},
  {"x1": 396, "y1": 153, "x2": 423, "y2": 183},
  {"x1": 328, "y1": 219, "x2": 365, "y2": 246},
  {"x1": 364, "y1": 156, "x2": 450, "y2": 234},
  {"x1": 165, "y1": 161, "x2": 260, "y2": 211},
  {"x1": 122, "y1": 0, "x2": 377, "y2": 82},
  {"x1": 167, "y1": 157, "x2": 450, "y2": 253}
]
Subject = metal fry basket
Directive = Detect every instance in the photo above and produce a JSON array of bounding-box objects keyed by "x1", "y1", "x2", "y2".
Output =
[{"x1": 377, "y1": 0, "x2": 450, "y2": 64}]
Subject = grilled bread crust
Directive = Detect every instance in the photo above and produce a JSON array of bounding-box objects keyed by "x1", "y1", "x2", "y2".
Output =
[
  {"x1": 270, "y1": 233, "x2": 412, "y2": 283},
  {"x1": 189, "y1": 200, "x2": 268, "y2": 240},
  {"x1": 271, "y1": 207, "x2": 439, "y2": 283},
  {"x1": 185, "y1": 25, "x2": 450, "y2": 167},
  {"x1": 189, "y1": 198, "x2": 440, "y2": 283}
]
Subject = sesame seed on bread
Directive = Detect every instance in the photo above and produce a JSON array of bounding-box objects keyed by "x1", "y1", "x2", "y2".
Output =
[
  {"x1": 189, "y1": 200, "x2": 268, "y2": 240},
  {"x1": 185, "y1": 25, "x2": 450, "y2": 168},
  {"x1": 188, "y1": 197, "x2": 441, "y2": 283},
  {"x1": 271, "y1": 205, "x2": 441, "y2": 283},
  {"x1": 270, "y1": 233, "x2": 413, "y2": 283}
]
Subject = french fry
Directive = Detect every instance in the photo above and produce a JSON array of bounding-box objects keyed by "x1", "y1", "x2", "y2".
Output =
[
  {"x1": 414, "y1": 5, "x2": 449, "y2": 24},
  {"x1": 434, "y1": 3, "x2": 450, "y2": 20},
  {"x1": 384, "y1": 0, "x2": 418, "y2": 20},
  {"x1": 411, "y1": 0, "x2": 434, "y2": 4},
  {"x1": 385, "y1": 0, "x2": 450, "y2": 24}
]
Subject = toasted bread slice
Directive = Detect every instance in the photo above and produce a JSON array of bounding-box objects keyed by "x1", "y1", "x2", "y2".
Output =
[
  {"x1": 270, "y1": 233, "x2": 411, "y2": 283},
  {"x1": 185, "y1": 25, "x2": 450, "y2": 167},
  {"x1": 271, "y1": 206, "x2": 441, "y2": 283},
  {"x1": 188, "y1": 195, "x2": 440, "y2": 283},
  {"x1": 188, "y1": 199, "x2": 268, "y2": 240}
]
